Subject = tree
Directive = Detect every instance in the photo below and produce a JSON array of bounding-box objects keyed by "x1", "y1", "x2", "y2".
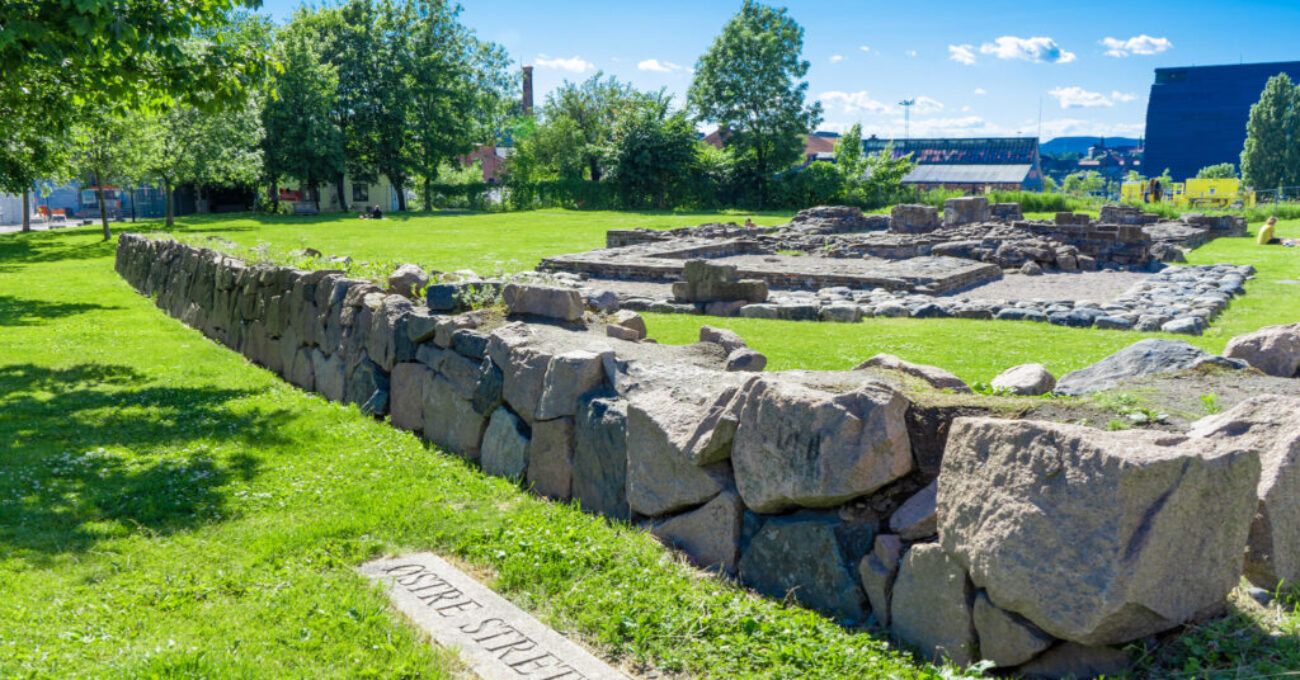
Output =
[
  {"x1": 1196, "y1": 163, "x2": 1237, "y2": 179},
  {"x1": 688, "y1": 0, "x2": 823, "y2": 206},
  {"x1": 71, "y1": 110, "x2": 156, "y2": 239},
  {"x1": 544, "y1": 73, "x2": 652, "y2": 182},
  {"x1": 833, "y1": 123, "x2": 866, "y2": 180},
  {"x1": 263, "y1": 33, "x2": 346, "y2": 212},
  {"x1": 1241, "y1": 73, "x2": 1299, "y2": 191},
  {"x1": 1, "y1": 1, "x2": 274, "y2": 219},
  {"x1": 1062, "y1": 170, "x2": 1106, "y2": 196},
  {"x1": 608, "y1": 101, "x2": 699, "y2": 209},
  {"x1": 858, "y1": 144, "x2": 915, "y2": 207}
]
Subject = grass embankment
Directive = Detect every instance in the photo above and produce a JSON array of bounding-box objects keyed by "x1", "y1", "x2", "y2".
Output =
[
  {"x1": 649, "y1": 220, "x2": 1300, "y2": 385},
  {"x1": 0, "y1": 225, "x2": 941, "y2": 679}
]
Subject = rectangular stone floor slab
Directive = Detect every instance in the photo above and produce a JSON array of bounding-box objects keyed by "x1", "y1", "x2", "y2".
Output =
[{"x1": 360, "y1": 553, "x2": 633, "y2": 680}]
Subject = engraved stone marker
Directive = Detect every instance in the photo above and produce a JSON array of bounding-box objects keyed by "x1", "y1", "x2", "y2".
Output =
[{"x1": 359, "y1": 553, "x2": 633, "y2": 680}]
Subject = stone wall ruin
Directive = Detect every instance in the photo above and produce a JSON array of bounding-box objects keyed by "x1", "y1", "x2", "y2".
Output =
[{"x1": 115, "y1": 233, "x2": 1286, "y2": 678}]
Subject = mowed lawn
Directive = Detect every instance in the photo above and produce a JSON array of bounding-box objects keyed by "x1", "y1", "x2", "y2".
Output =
[
  {"x1": 147, "y1": 209, "x2": 794, "y2": 274},
  {"x1": 149, "y1": 210, "x2": 1300, "y2": 385},
  {"x1": 0, "y1": 224, "x2": 938, "y2": 679},
  {"x1": 5, "y1": 212, "x2": 1300, "y2": 678}
]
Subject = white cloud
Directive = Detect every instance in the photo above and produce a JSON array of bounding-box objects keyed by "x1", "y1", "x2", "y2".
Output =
[
  {"x1": 913, "y1": 96, "x2": 944, "y2": 114},
  {"x1": 637, "y1": 58, "x2": 682, "y2": 72},
  {"x1": 820, "y1": 115, "x2": 1143, "y2": 140},
  {"x1": 859, "y1": 45, "x2": 871, "y2": 52},
  {"x1": 905, "y1": 50, "x2": 918, "y2": 57},
  {"x1": 536, "y1": 55, "x2": 594, "y2": 73},
  {"x1": 819, "y1": 90, "x2": 893, "y2": 114},
  {"x1": 829, "y1": 55, "x2": 845, "y2": 63},
  {"x1": 948, "y1": 44, "x2": 976, "y2": 65},
  {"x1": 1111, "y1": 90, "x2": 1137, "y2": 103},
  {"x1": 973, "y1": 87, "x2": 987, "y2": 95},
  {"x1": 961, "y1": 105, "x2": 971, "y2": 112},
  {"x1": 1101, "y1": 34, "x2": 1172, "y2": 57},
  {"x1": 1048, "y1": 86, "x2": 1115, "y2": 108},
  {"x1": 979, "y1": 36, "x2": 1076, "y2": 63}
]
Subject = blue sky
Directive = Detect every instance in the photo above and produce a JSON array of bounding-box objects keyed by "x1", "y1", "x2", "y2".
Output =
[{"x1": 258, "y1": 0, "x2": 1300, "y2": 141}]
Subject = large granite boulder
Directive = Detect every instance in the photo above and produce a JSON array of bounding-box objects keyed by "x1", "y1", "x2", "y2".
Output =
[
  {"x1": 387, "y1": 264, "x2": 430, "y2": 299},
  {"x1": 938, "y1": 417, "x2": 1260, "y2": 646},
  {"x1": 890, "y1": 204, "x2": 940, "y2": 234},
  {"x1": 737, "y1": 515, "x2": 870, "y2": 622},
  {"x1": 973, "y1": 591, "x2": 1053, "y2": 668},
  {"x1": 571, "y1": 394, "x2": 629, "y2": 520},
  {"x1": 944, "y1": 196, "x2": 991, "y2": 227},
  {"x1": 422, "y1": 376, "x2": 487, "y2": 460},
  {"x1": 1223, "y1": 322, "x2": 1300, "y2": 378},
  {"x1": 651, "y1": 491, "x2": 744, "y2": 573},
  {"x1": 536, "y1": 350, "x2": 607, "y2": 420},
  {"x1": 502, "y1": 283, "x2": 584, "y2": 322},
  {"x1": 855, "y1": 354, "x2": 971, "y2": 393},
  {"x1": 481, "y1": 406, "x2": 531, "y2": 480},
  {"x1": 1053, "y1": 338, "x2": 1245, "y2": 396},
  {"x1": 526, "y1": 417, "x2": 574, "y2": 500},
  {"x1": 390, "y1": 362, "x2": 431, "y2": 432},
  {"x1": 889, "y1": 543, "x2": 977, "y2": 666},
  {"x1": 1187, "y1": 395, "x2": 1300, "y2": 590},
  {"x1": 625, "y1": 393, "x2": 731, "y2": 517},
  {"x1": 990, "y1": 363, "x2": 1056, "y2": 396},
  {"x1": 888, "y1": 480, "x2": 937, "y2": 540},
  {"x1": 731, "y1": 374, "x2": 913, "y2": 513}
]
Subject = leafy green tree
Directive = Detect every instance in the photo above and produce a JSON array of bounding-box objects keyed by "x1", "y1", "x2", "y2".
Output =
[
  {"x1": 857, "y1": 144, "x2": 915, "y2": 207},
  {"x1": 833, "y1": 124, "x2": 866, "y2": 180},
  {"x1": 608, "y1": 101, "x2": 700, "y2": 208},
  {"x1": 405, "y1": 0, "x2": 513, "y2": 210},
  {"x1": 688, "y1": 0, "x2": 823, "y2": 206},
  {"x1": 1062, "y1": 170, "x2": 1106, "y2": 196},
  {"x1": 0, "y1": 91, "x2": 67, "y2": 232},
  {"x1": 71, "y1": 111, "x2": 157, "y2": 239},
  {"x1": 544, "y1": 73, "x2": 653, "y2": 182},
  {"x1": 262, "y1": 33, "x2": 346, "y2": 213},
  {"x1": 1196, "y1": 163, "x2": 1237, "y2": 179},
  {"x1": 1241, "y1": 73, "x2": 1299, "y2": 190}
]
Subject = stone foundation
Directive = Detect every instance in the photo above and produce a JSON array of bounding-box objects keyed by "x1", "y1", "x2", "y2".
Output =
[{"x1": 115, "y1": 233, "x2": 1274, "y2": 678}]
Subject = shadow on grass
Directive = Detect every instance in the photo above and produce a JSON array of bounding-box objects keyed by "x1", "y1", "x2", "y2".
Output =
[
  {"x1": 0, "y1": 363, "x2": 291, "y2": 557},
  {"x1": 1137, "y1": 602, "x2": 1300, "y2": 676},
  {"x1": 0, "y1": 294, "x2": 121, "y2": 326}
]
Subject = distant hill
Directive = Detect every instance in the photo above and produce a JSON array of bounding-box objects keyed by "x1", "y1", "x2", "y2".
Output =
[{"x1": 1041, "y1": 136, "x2": 1142, "y2": 155}]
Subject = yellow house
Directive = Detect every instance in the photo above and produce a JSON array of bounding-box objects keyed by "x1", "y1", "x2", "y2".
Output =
[{"x1": 282, "y1": 175, "x2": 405, "y2": 213}]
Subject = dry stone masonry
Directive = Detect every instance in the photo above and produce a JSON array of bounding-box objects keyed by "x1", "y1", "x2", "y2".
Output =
[
  {"x1": 116, "y1": 233, "x2": 1297, "y2": 679},
  {"x1": 532, "y1": 202, "x2": 1252, "y2": 336}
]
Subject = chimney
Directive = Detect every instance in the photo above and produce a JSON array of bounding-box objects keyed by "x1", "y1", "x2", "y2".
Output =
[{"x1": 522, "y1": 66, "x2": 534, "y2": 116}]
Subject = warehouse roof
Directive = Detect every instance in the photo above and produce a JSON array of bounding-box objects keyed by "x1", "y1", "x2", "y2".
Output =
[{"x1": 902, "y1": 164, "x2": 1034, "y2": 184}]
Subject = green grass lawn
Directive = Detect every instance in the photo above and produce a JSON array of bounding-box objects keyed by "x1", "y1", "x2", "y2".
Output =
[
  {"x1": 140, "y1": 209, "x2": 794, "y2": 274},
  {"x1": 0, "y1": 224, "x2": 941, "y2": 679},
  {"x1": 648, "y1": 220, "x2": 1300, "y2": 384},
  {"x1": 5, "y1": 212, "x2": 1300, "y2": 678}
]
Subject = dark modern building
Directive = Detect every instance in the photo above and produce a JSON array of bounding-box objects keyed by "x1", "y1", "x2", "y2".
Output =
[
  {"x1": 861, "y1": 137, "x2": 1044, "y2": 192},
  {"x1": 1143, "y1": 60, "x2": 1300, "y2": 183}
]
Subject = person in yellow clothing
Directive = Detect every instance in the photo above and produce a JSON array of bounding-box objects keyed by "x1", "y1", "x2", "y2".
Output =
[{"x1": 1257, "y1": 216, "x2": 1278, "y2": 245}]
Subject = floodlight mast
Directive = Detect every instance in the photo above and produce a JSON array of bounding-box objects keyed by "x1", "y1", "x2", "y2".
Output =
[{"x1": 899, "y1": 98, "x2": 916, "y2": 140}]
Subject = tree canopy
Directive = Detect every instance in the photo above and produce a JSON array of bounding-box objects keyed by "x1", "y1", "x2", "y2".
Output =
[
  {"x1": 1241, "y1": 73, "x2": 1300, "y2": 191},
  {"x1": 687, "y1": 0, "x2": 822, "y2": 205}
]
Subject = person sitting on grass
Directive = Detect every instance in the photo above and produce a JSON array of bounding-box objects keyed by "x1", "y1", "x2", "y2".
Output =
[
  {"x1": 359, "y1": 205, "x2": 383, "y2": 220},
  {"x1": 1258, "y1": 216, "x2": 1279, "y2": 245}
]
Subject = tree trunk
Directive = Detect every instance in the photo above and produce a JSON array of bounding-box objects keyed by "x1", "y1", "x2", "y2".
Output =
[
  {"x1": 589, "y1": 157, "x2": 601, "y2": 183},
  {"x1": 395, "y1": 178, "x2": 407, "y2": 211},
  {"x1": 336, "y1": 174, "x2": 348, "y2": 213},
  {"x1": 130, "y1": 185, "x2": 137, "y2": 222},
  {"x1": 423, "y1": 177, "x2": 432, "y2": 212},
  {"x1": 165, "y1": 178, "x2": 174, "y2": 227},
  {"x1": 313, "y1": 183, "x2": 321, "y2": 214},
  {"x1": 94, "y1": 173, "x2": 110, "y2": 241},
  {"x1": 269, "y1": 182, "x2": 279, "y2": 213},
  {"x1": 21, "y1": 189, "x2": 30, "y2": 232}
]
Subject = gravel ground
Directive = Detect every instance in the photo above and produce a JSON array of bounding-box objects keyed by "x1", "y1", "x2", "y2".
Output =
[{"x1": 942, "y1": 271, "x2": 1151, "y2": 303}]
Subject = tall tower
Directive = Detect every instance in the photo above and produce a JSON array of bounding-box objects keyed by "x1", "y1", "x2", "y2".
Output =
[{"x1": 522, "y1": 66, "x2": 534, "y2": 116}]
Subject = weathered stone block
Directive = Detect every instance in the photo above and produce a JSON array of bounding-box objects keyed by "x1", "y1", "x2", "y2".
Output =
[
  {"x1": 526, "y1": 417, "x2": 574, "y2": 500},
  {"x1": 482, "y1": 406, "x2": 530, "y2": 480},
  {"x1": 572, "y1": 395, "x2": 629, "y2": 520},
  {"x1": 422, "y1": 376, "x2": 487, "y2": 460},
  {"x1": 390, "y1": 362, "x2": 432, "y2": 432},
  {"x1": 671, "y1": 259, "x2": 768, "y2": 303},
  {"x1": 888, "y1": 480, "x2": 937, "y2": 540},
  {"x1": 738, "y1": 515, "x2": 869, "y2": 622},
  {"x1": 537, "y1": 350, "x2": 606, "y2": 420},
  {"x1": 939, "y1": 417, "x2": 1260, "y2": 646},
  {"x1": 1223, "y1": 322, "x2": 1300, "y2": 378},
  {"x1": 890, "y1": 543, "x2": 977, "y2": 666},
  {"x1": 858, "y1": 533, "x2": 903, "y2": 626},
  {"x1": 1188, "y1": 395, "x2": 1300, "y2": 590},
  {"x1": 731, "y1": 375, "x2": 913, "y2": 513},
  {"x1": 626, "y1": 395, "x2": 730, "y2": 517},
  {"x1": 502, "y1": 283, "x2": 584, "y2": 321},
  {"x1": 973, "y1": 591, "x2": 1053, "y2": 668},
  {"x1": 652, "y1": 491, "x2": 744, "y2": 573}
]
